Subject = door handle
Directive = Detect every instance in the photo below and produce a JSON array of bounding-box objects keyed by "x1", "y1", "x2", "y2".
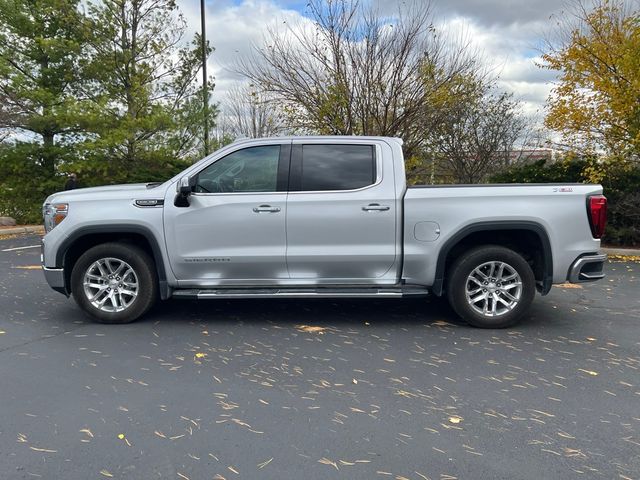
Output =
[
  {"x1": 253, "y1": 205, "x2": 281, "y2": 213},
  {"x1": 362, "y1": 203, "x2": 390, "y2": 212}
]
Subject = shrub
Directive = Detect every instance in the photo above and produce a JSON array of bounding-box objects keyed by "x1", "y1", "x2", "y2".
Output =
[{"x1": 0, "y1": 143, "x2": 191, "y2": 225}]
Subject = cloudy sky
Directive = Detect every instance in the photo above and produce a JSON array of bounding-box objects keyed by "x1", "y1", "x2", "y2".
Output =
[{"x1": 176, "y1": 0, "x2": 565, "y2": 118}]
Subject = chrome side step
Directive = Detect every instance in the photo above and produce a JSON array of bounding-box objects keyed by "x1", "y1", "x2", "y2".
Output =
[{"x1": 172, "y1": 285, "x2": 429, "y2": 300}]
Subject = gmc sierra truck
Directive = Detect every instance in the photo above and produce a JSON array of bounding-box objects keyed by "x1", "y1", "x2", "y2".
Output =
[{"x1": 41, "y1": 136, "x2": 608, "y2": 328}]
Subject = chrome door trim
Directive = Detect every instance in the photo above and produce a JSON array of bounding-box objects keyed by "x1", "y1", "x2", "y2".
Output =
[{"x1": 192, "y1": 191, "x2": 284, "y2": 197}]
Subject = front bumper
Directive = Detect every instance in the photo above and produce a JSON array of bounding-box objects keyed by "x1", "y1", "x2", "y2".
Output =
[
  {"x1": 568, "y1": 253, "x2": 607, "y2": 283},
  {"x1": 41, "y1": 237, "x2": 69, "y2": 296},
  {"x1": 42, "y1": 266, "x2": 68, "y2": 296}
]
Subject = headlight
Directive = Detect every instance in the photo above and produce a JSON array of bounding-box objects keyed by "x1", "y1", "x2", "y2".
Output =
[{"x1": 43, "y1": 203, "x2": 68, "y2": 233}]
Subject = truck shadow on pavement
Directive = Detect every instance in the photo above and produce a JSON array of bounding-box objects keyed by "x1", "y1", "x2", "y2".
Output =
[{"x1": 136, "y1": 295, "x2": 553, "y2": 330}]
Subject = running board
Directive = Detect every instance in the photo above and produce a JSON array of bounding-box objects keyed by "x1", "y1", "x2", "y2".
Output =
[{"x1": 172, "y1": 285, "x2": 429, "y2": 300}]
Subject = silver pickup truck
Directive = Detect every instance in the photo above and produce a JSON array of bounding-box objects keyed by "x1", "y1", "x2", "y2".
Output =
[{"x1": 41, "y1": 136, "x2": 608, "y2": 328}]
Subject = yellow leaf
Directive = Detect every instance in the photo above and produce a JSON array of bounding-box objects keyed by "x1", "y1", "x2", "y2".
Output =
[
  {"x1": 28, "y1": 446, "x2": 57, "y2": 453},
  {"x1": 448, "y1": 416, "x2": 462, "y2": 424},
  {"x1": 117, "y1": 433, "x2": 125, "y2": 440},
  {"x1": 257, "y1": 457, "x2": 273, "y2": 469},
  {"x1": 433, "y1": 320, "x2": 453, "y2": 326},
  {"x1": 318, "y1": 457, "x2": 339, "y2": 470},
  {"x1": 296, "y1": 325, "x2": 328, "y2": 334},
  {"x1": 195, "y1": 352, "x2": 206, "y2": 359}
]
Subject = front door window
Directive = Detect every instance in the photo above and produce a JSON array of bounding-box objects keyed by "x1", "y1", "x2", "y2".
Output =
[{"x1": 196, "y1": 145, "x2": 280, "y2": 193}]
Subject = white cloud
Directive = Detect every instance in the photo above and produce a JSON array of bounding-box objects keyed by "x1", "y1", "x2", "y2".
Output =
[
  {"x1": 435, "y1": 15, "x2": 560, "y2": 117},
  {"x1": 176, "y1": 0, "x2": 307, "y2": 104},
  {"x1": 413, "y1": 0, "x2": 562, "y2": 27}
]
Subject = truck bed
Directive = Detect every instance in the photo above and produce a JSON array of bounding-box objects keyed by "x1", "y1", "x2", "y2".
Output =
[{"x1": 402, "y1": 183, "x2": 603, "y2": 288}]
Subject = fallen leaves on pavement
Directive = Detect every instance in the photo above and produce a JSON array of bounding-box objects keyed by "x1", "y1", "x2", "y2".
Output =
[
  {"x1": 554, "y1": 283, "x2": 583, "y2": 289},
  {"x1": 608, "y1": 254, "x2": 640, "y2": 263}
]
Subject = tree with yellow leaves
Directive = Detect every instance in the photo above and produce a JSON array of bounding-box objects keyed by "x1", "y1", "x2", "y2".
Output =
[{"x1": 542, "y1": 0, "x2": 640, "y2": 159}]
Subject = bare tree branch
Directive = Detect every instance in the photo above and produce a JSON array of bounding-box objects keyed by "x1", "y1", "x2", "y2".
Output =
[{"x1": 236, "y1": 0, "x2": 481, "y2": 157}]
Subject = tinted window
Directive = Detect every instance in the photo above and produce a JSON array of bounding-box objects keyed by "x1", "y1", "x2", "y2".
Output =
[
  {"x1": 196, "y1": 145, "x2": 280, "y2": 193},
  {"x1": 301, "y1": 144, "x2": 375, "y2": 191}
]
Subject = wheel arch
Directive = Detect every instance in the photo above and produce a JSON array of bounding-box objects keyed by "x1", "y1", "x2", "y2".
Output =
[
  {"x1": 55, "y1": 225, "x2": 169, "y2": 300},
  {"x1": 431, "y1": 221, "x2": 553, "y2": 297}
]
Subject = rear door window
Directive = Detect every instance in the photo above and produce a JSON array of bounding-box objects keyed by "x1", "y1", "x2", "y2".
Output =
[{"x1": 300, "y1": 144, "x2": 375, "y2": 191}]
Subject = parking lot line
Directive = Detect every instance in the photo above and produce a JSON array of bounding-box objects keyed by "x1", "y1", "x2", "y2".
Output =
[{"x1": 1, "y1": 245, "x2": 40, "y2": 252}]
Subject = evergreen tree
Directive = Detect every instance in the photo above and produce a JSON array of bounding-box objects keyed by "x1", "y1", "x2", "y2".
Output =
[
  {"x1": 79, "y1": 0, "x2": 216, "y2": 183},
  {"x1": 0, "y1": 0, "x2": 90, "y2": 220}
]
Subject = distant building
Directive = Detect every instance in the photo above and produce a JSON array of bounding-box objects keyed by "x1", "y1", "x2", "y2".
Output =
[{"x1": 506, "y1": 148, "x2": 559, "y2": 165}]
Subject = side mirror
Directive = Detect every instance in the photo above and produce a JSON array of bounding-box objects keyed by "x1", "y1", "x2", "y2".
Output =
[
  {"x1": 177, "y1": 175, "x2": 197, "y2": 194},
  {"x1": 175, "y1": 176, "x2": 197, "y2": 207}
]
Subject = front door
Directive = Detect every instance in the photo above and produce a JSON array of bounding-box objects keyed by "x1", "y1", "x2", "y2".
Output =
[
  {"x1": 285, "y1": 141, "x2": 399, "y2": 283},
  {"x1": 164, "y1": 143, "x2": 290, "y2": 285}
]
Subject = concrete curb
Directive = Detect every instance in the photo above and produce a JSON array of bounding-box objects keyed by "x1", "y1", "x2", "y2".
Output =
[
  {"x1": 0, "y1": 225, "x2": 44, "y2": 236},
  {"x1": 602, "y1": 247, "x2": 640, "y2": 257}
]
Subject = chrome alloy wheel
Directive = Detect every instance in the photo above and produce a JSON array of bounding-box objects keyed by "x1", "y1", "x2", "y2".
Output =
[
  {"x1": 465, "y1": 261, "x2": 522, "y2": 317},
  {"x1": 82, "y1": 258, "x2": 139, "y2": 313}
]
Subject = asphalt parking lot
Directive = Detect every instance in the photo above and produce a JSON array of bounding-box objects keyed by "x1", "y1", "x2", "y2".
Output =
[{"x1": 1, "y1": 233, "x2": 638, "y2": 480}]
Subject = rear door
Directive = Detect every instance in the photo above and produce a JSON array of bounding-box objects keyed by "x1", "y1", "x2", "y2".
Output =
[{"x1": 285, "y1": 140, "x2": 399, "y2": 283}]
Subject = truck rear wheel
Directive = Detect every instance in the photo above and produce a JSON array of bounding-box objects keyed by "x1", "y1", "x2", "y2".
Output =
[
  {"x1": 70, "y1": 242, "x2": 158, "y2": 324},
  {"x1": 446, "y1": 245, "x2": 535, "y2": 328}
]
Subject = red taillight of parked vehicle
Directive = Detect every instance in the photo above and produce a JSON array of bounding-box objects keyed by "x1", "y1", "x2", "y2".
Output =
[{"x1": 587, "y1": 195, "x2": 607, "y2": 239}]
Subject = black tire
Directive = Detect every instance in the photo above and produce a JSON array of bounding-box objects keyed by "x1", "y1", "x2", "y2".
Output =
[
  {"x1": 71, "y1": 242, "x2": 158, "y2": 324},
  {"x1": 446, "y1": 245, "x2": 536, "y2": 328}
]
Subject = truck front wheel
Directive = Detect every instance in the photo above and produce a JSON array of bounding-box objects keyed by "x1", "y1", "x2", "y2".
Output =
[
  {"x1": 70, "y1": 242, "x2": 158, "y2": 324},
  {"x1": 446, "y1": 245, "x2": 536, "y2": 328}
]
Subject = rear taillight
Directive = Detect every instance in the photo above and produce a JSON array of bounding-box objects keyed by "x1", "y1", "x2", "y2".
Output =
[{"x1": 587, "y1": 195, "x2": 607, "y2": 239}]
